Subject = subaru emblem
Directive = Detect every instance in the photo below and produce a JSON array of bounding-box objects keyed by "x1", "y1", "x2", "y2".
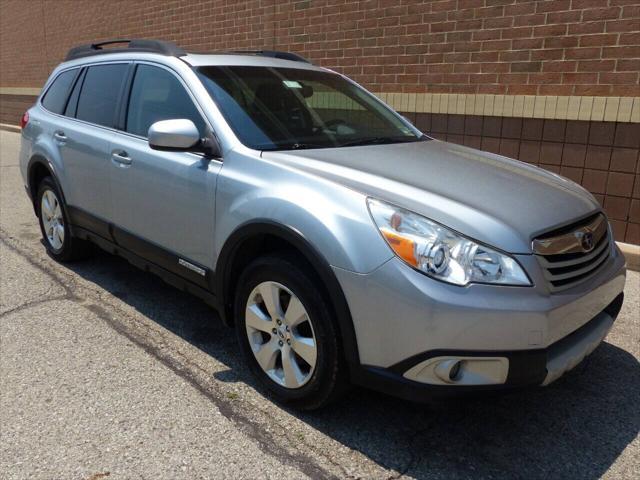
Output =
[{"x1": 580, "y1": 231, "x2": 594, "y2": 252}]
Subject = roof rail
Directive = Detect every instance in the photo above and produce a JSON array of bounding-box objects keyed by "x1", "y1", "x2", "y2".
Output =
[
  {"x1": 65, "y1": 39, "x2": 186, "y2": 61},
  {"x1": 230, "y1": 50, "x2": 310, "y2": 63}
]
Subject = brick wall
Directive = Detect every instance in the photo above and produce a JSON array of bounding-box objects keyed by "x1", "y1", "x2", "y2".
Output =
[
  {"x1": 1, "y1": 0, "x2": 639, "y2": 95},
  {"x1": 0, "y1": 0, "x2": 638, "y2": 244}
]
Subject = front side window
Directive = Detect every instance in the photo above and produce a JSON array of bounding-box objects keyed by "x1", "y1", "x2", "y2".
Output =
[
  {"x1": 76, "y1": 64, "x2": 128, "y2": 128},
  {"x1": 196, "y1": 65, "x2": 424, "y2": 150},
  {"x1": 126, "y1": 64, "x2": 205, "y2": 137},
  {"x1": 41, "y1": 69, "x2": 78, "y2": 114}
]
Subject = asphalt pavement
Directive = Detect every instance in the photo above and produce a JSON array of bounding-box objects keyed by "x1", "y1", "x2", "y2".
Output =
[{"x1": 1, "y1": 130, "x2": 638, "y2": 479}]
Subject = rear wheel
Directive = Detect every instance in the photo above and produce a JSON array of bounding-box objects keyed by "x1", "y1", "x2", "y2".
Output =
[
  {"x1": 235, "y1": 254, "x2": 346, "y2": 410},
  {"x1": 36, "y1": 177, "x2": 90, "y2": 261}
]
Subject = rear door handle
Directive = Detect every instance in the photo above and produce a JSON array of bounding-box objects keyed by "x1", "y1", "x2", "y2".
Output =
[
  {"x1": 111, "y1": 150, "x2": 132, "y2": 166},
  {"x1": 53, "y1": 131, "x2": 67, "y2": 143}
]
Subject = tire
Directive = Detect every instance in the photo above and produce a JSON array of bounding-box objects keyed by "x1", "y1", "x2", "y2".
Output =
[
  {"x1": 234, "y1": 253, "x2": 347, "y2": 410},
  {"x1": 36, "y1": 177, "x2": 90, "y2": 262}
]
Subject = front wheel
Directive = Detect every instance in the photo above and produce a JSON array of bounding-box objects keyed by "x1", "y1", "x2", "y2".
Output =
[{"x1": 234, "y1": 254, "x2": 346, "y2": 410}]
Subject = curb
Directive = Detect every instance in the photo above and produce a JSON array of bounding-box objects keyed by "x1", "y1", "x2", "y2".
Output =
[
  {"x1": 618, "y1": 242, "x2": 640, "y2": 272},
  {"x1": 0, "y1": 123, "x2": 21, "y2": 133}
]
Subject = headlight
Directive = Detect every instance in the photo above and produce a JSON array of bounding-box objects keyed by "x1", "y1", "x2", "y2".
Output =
[{"x1": 367, "y1": 198, "x2": 531, "y2": 286}]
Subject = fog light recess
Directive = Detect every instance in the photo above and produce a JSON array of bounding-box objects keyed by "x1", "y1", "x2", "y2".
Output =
[{"x1": 403, "y1": 356, "x2": 509, "y2": 386}]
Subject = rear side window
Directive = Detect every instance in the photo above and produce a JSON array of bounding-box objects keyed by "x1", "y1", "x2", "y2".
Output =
[
  {"x1": 125, "y1": 64, "x2": 205, "y2": 137},
  {"x1": 76, "y1": 64, "x2": 128, "y2": 128},
  {"x1": 64, "y1": 68, "x2": 85, "y2": 117},
  {"x1": 41, "y1": 69, "x2": 77, "y2": 114}
]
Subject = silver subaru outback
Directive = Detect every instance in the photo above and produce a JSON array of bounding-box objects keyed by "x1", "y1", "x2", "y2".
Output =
[{"x1": 19, "y1": 39, "x2": 626, "y2": 409}]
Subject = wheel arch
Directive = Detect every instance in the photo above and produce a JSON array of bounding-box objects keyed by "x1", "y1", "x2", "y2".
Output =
[
  {"x1": 215, "y1": 220, "x2": 360, "y2": 367},
  {"x1": 27, "y1": 154, "x2": 67, "y2": 213}
]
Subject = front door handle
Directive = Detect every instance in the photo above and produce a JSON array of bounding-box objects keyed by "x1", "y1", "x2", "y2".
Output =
[
  {"x1": 111, "y1": 150, "x2": 132, "y2": 166},
  {"x1": 53, "y1": 131, "x2": 67, "y2": 143}
]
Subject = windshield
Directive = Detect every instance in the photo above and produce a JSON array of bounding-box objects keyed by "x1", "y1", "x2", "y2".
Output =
[{"x1": 196, "y1": 66, "x2": 425, "y2": 151}]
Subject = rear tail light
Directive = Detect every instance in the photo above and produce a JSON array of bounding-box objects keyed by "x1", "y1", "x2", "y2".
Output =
[{"x1": 20, "y1": 111, "x2": 29, "y2": 129}]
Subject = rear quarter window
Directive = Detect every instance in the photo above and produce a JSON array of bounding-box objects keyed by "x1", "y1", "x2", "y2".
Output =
[
  {"x1": 41, "y1": 69, "x2": 78, "y2": 114},
  {"x1": 76, "y1": 64, "x2": 128, "y2": 128}
]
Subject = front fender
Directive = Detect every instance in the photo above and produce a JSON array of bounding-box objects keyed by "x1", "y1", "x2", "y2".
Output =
[{"x1": 213, "y1": 150, "x2": 393, "y2": 274}]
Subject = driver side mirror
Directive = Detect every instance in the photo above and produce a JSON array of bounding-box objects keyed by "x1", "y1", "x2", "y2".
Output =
[{"x1": 148, "y1": 119, "x2": 221, "y2": 158}]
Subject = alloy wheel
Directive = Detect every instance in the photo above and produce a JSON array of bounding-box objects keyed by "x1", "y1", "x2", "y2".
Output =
[
  {"x1": 245, "y1": 281, "x2": 318, "y2": 389},
  {"x1": 41, "y1": 189, "x2": 64, "y2": 250}
]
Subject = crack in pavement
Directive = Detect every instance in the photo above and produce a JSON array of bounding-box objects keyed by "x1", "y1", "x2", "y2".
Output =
[
  {"x1": 0, "y1": 229, "x2": 349, "y2": 479},
  {"x1": 0, "y1": 295, "x2": 69, "y2": 318}
]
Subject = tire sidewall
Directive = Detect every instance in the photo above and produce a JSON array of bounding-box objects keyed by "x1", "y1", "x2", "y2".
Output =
[{"x1": 234, "y1": 255, "x2": 340, "y2": 405}]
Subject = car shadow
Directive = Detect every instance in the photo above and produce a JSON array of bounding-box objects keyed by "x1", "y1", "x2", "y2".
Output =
[{"x1": 66, "y1": 248, "x2": 640, "y2": 479}]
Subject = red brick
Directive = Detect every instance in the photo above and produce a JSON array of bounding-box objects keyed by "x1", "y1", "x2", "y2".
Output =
[
  {"x1": 504, "y1": 3, "x2": 536, "y2": 16},
  {"x1": 617, "y1": 59, "x2": 640, "y2": 71},
  {"x1": 603, "y1": 46, "x2": 640, "y2": 58},
  {"x1": 606, "y1": 19, "x2": 640, "y2": 32},
  {"x1": 583, "y1": 7, "x2": 622, "y2": 21},
  {"x1": 599, "y1": 72, "x2": 640, "y2": 84},
  {"x1": 529, "y1": 72, "x2": 563, "y2": 84},
  {"x1": 607, "y1": 172, "x2": 635, "y2": 197},
  {"x1": 507, "y1": 84, "x2": 539, "y2": 94},
  {"x1": 621, "y1": 5, "x2": 640, "y2": 17},
  {"x1": 574, "y1": 85, "x2": 614, "y2": 95},
  {"x1": 500, "y1": 50, "x2": 531, "y2": 62},
  {"x1": 514, "y1": 14, "x2": 546, "y2": 26},
  {"x1": 481, "y1": 62, "x2": 510, "y2": 73},
  {"x1": 483, "y1": 17, "x2": 513, "y2": 29},
  {"x1": 609, "y1": 219, "x2": 627, "y2": 241},
  {"x1": 571, "y1": 0, "x2": 606, "y2": 8},
  {"x1": 513, "y1": 38, "x2": 544, "y2": 50},
  {"x1": 630, "y1": 201, "x2": 640, "y2": 223},
  {"x1": 564, "y1": 72, "x2": 599, "y2": 84},
  {"x1": 625, "y1": 223, "x2": 639, "y2": 245},
  {"x1": 604, "y1": 196, "x2": 631, "y2": 221},
  {"x1": 536, "y1": 0, "x2": 571, "y2": 13},
  {"x1": 565, "y1": 47, "x2": 602, "y2": 59},
  {"x1": 543, "y1": 61, "x2": 578, "y2": 72},
  {"x1": 532, "y1": 49, "x2": 564, "y2": 61},
  {"x1": 580, "y1": 34, "x2": 619, "y2": 47},
  {"x1": 582, "y1": 169, "x2": 608, "y2": 194},
  {"x1": 539, "y1": 84, "x2": 575, "y2": 95},
  {"x1": 568, "y1": 22, "x2": 605, "y2": 35},
  {"x1": 544, "y1": 36, "x2": 579, "y2": 48},
  {"x1": 475, "y1": 6, "x2": 505, "y2": 18},
  {"x1": 619, "y1": 32, "x2": 640, "y2": 45},
  {"x1": 578, "y1": 60, "x2": 616, "y2": 72},
  {"x1": 533, "y1": 24, "x2": 567, "y2": 37}
]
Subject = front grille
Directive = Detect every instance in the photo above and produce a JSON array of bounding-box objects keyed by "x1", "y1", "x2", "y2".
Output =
[{"x1": 533, "y1": 213, "x2": 611, "y2": 292}]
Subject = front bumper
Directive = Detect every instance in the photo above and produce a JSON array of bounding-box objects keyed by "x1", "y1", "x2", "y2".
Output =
[
  {"x1": 334, "y1": 243, "x2": 626, "y2": 400},
  {"x1": 350, "y1": 294, "x2": 623, "y2": 401}
]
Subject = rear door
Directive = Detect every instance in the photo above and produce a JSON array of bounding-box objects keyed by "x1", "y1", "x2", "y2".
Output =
[
  {"x1": 109, "y1": 62, "x2": 220, "y2": 275},
  {"x1": 59, "y1": 62, "x2": 129, "y2": 228}
]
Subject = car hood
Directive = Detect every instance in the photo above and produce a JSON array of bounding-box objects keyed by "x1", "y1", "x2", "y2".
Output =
[{"x1": 261, "y1": 139, "x2": 600, "y2": 254}]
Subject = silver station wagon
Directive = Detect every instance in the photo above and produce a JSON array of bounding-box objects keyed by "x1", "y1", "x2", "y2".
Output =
[{"x1": 19, "y1": 39, "x2": 626, "y2": 409}]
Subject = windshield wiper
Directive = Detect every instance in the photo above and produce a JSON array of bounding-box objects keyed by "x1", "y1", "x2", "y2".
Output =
[
  {"x1": 260, "y1": 142, "x2": 331, "y2": 151},
  {"x1": 339, "y1": 135, "x2": 424, "y2": 147}
]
